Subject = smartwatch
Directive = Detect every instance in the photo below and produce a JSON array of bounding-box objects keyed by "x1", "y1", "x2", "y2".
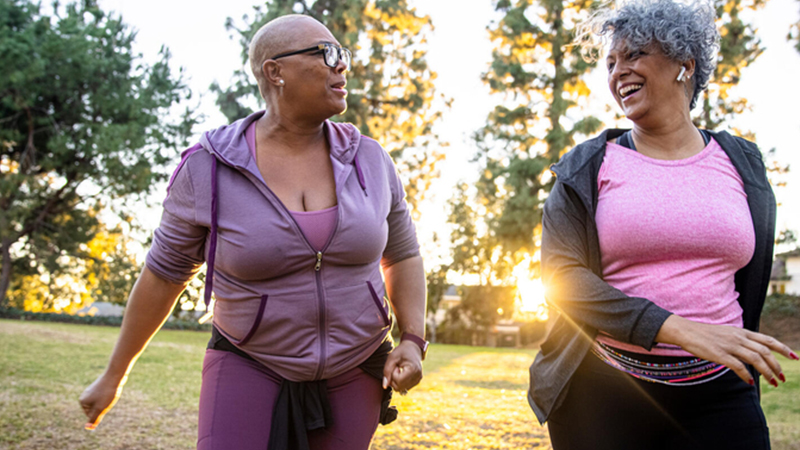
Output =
[{"x1": 401, "y1": 332, "x2": 429, "y2": 361}]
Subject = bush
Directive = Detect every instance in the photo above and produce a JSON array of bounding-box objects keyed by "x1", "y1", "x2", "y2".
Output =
[
  {"x1": 762, "y1": 294, "x2": 800, "y2": 318},
  {"x1": 0, "y1": 307, "x2": 212, "y2": 331}
]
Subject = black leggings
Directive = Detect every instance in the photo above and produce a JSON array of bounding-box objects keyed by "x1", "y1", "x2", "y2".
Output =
[{"x1": 547, "y1": 350, "x2": 770, "y2": 450}]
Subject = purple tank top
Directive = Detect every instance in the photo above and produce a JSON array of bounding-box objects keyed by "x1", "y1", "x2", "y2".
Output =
[{"x1": 246, "y1": 121, "x2": 338, "y2": 252}]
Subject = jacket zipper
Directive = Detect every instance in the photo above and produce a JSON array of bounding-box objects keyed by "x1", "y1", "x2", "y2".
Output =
[
  {"x1": 205, "y1": 137, "x2": 348, "y2": 380},
  {"x1": 250, "y1": 178, "x2": 342, "y2": 380},
  {"x1": 312, "y1": 209, "x2": 341, "y2": 380}
]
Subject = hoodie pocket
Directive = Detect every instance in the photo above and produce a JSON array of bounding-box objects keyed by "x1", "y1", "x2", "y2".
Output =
[
  {"x1": 234, "y1": 294, "x2": 268, "y2": 346},
  {"x1": 366, "y1": 281, "x2": 391, "y2": 327}
]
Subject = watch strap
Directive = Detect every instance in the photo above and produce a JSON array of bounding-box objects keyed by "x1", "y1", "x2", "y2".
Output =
[{"x1": 401, "y1": 332, "x2": 428, "y2": 360}]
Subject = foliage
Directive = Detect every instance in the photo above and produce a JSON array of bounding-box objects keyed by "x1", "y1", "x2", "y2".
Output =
[
  {"x1": 0, "y1": 0, "x2": 196, "y2": 308},
  {"x1": 448, "y1": 183, "x2": 511, "y2": 285},
  {"x1": 212, "y1": 0, "x2": 448, "y2": 214},
  {"x1": 448, "y1": 0, "x2": 601, "y2": 290},
  {"x1": 789, "y1": 0, "x2": 800, "y2": 53},
  {"x1": 693, "y1": 0, "x2": 767, "y2": 138},
  {"x1": 172, "y1": 270, "x2": 209, "y2": 319},
  {"x1": 6, "y1": 223, "x2": 140, "y2": 311},
  {"x1": 439, "y1": 285, "x2": 517, "y2": 346},
  {"x1": 0, "y1": 307, "x2": 213, "y2": 331},
  {"x1": 425, "y1": 263, "x2": 449, "y2": 314},
  {"x1": 776, "y1": 230, "x2": 797, "y2": 246},
  {"x1": 762, "y1": 294, "x2": 800, "y2": 318}
]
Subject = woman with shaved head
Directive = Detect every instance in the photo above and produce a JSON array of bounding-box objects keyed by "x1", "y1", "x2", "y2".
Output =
[
  {"x1": 80, "y1": 14, "x2": 427, "y2": 450},
  {"x1": 529, "y1": 0, "x2": 797, "y2": 449}
]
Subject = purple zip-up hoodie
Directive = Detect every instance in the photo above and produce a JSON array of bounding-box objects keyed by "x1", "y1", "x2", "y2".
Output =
[{"x1": 145, "y1": 111, "x2": 421, "y2": 382}]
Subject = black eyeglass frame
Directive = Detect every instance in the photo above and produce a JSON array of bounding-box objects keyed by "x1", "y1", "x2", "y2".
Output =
[{"x1": 270, "y1": 43, "x2": 352, "y2": 70}]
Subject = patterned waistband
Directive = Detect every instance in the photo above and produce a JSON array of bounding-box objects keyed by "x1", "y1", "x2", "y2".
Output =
[{"x1": 592, "y1": 341, "x2": 729, "y2": 386}]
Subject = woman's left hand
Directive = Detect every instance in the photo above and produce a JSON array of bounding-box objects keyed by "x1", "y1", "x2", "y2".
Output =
[
  {"x1": 657, "y1": 314, "x2": 799, "y2": 385},
  {"x1": 382, "y1": 340, "x2": 423, "y2": 394}
]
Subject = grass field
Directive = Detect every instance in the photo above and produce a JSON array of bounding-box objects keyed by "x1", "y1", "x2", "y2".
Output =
[{"x1": 1, "y1": 319, "x2": 798, "y2": 449}]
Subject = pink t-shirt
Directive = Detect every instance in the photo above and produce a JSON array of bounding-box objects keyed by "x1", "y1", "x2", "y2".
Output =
[
  {"x1": 595, "y1": 139, "x2": 755, "y2": 356},
  {"x1": 245, "y1": 121, "x2": 338, "y2": 252}
]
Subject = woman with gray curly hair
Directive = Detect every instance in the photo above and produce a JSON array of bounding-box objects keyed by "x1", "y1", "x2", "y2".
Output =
[{"x1": 529, "y1": 1, "x2": 798, "y2": 448}]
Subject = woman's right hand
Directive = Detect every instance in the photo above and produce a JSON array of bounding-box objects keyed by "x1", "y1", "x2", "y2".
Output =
[
  {"x1": 656, "y1": 314, "x2": 799, "y2": 386},
  {"x1": 79, "y1": 373, "x2": 125, "y2": 430},
  {"x1": 76, "y1": 268, "x2": 187, "y2": 430}
]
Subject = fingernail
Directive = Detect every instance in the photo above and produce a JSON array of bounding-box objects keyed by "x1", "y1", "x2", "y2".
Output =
[
  {"x1": 84, "y1": 423, "x2": 96, "y2": 431},
  {"x1": 790, "y1": 352, "x2": 799, "y2": 361},
  {"x1": 748, "y1": 378, "x2": 755, "y2": 386},
  {"x1": 770, "y1": 378, "x2": 779, "y2": 388},
  {"x1": 779, "y1": 373, "x2": 786, "y2": 383},
  {"x1": 382, "y1": 377, "x2": 388, "y2": 389}
]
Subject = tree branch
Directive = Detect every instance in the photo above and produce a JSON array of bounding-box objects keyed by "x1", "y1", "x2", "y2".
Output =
[{"x1": 14, "y1": 177, "x2": 77, "y2": 243}]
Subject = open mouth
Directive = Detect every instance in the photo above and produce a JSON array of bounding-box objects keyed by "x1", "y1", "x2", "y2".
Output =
[
  {"x1": 331, "y1": 80, "x2": 346, "y2": 90},
  {"x1": 619, "y1": 83, "x2": 643, "y2": 98}
]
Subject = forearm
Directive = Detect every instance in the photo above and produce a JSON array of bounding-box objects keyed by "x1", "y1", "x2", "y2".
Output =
[
  {"x1": 103, "y1": 266, "x2": 187, "y2": 384},
  {"x1": 383, "y1": 255, "x2": 426, "y2": 337},
  {"x1": 545, "y1": 262, "x2": 672, "y2": 348}
]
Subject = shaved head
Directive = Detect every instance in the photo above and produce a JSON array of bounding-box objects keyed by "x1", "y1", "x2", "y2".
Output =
[{"x1": 249, "y1": 15, "x2": 332, "y2": 99}]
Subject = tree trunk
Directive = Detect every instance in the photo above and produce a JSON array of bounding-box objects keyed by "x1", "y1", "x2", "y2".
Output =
[{"x1": 0, "y1": 239, "x2": 13, "y2": 308}]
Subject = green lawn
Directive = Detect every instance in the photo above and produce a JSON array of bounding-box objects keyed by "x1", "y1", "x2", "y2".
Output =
[{"x1": 1, "y1": 319, "x2": 798, "y2": 449}]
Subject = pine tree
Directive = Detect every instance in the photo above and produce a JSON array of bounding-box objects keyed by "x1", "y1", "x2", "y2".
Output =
[
  {"x1": 450, "y1": 0, "x2": 601, "y2": 285},
  {"x1": 211, "y1": 0, "x2": 447, "y2": 213},
  {"x1": 694, "y1": 0, "x2": 767, "y2": 139},
  {"x1": 0, "y1": 0, "x2": 196, "y2": 307}
]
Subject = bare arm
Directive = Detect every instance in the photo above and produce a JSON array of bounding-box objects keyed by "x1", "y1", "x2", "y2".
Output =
[
  {"x1": 382, "y1": 255, "x2": 426, "y2": 393},
  {"x1": 79, "y1": 267, "x2": 187, "y2": 429},
  {"x1": 656, "y1": 314, "x2": 799, "y2": 386}
]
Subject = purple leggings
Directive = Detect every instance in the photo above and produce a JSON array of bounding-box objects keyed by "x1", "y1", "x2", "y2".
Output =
[{"x1": 197, "y1": 349, "x2": 383, "y2": 450}]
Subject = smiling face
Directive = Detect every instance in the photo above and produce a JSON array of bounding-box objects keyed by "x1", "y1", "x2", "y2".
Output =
[{"x1": 606, "y1": 39, "x2": 692, "y2": 128}]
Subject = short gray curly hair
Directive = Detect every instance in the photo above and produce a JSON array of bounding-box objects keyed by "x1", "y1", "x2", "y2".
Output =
[{"x1": 575, "y1": 0, "x2": 720, "y2": 109}]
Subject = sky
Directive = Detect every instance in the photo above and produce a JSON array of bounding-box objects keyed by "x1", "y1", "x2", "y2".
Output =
[{"x1": 96, "y1": 0, "x2": 800, "y2": 264}]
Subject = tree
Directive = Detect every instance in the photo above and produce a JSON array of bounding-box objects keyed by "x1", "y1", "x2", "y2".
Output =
[
  {"x1": 0, "y1": 0, "x2": 196, "y2": 308},
  {"x1": 692, "y1": 1, "x2": 793, "y2": 209},
  {"x1": 6, "y1": 222, "x2": 140, "y2": 312},
  {"x1": 789, "y1": 0, "x2": 800, "y2": 53},
  {"x1": 425, "y1": 262, "x2": 448, "y2": 315},
  {"x1": 86, "y1": 225, "x2": 141, "y2": 306},
  {"x1": 450, "y1": 0, "x2": 601, "y2": 287},
  {"x1": 694, "y1": 0, "x2": 768, "y2": 138},
  {"x1": 211, "y1": 0, "x2": 448, "y2": 214},
  {"x1": 440, "y1": 284, "x2": 516, "y2": 345}
]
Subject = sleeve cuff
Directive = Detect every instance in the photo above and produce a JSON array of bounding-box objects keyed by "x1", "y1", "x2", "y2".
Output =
[{"x1": 629, "y1": 304, "x2": 673, "y2": 350}]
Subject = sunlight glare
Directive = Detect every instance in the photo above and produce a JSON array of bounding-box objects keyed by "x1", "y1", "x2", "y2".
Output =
[{"x1": 513, "y1": 260, "x2": 549, "y2": 321}]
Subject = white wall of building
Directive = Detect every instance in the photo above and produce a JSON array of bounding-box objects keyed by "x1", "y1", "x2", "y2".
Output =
[{"x1": 785, "y1": 257, "x2": 800, "y2": 295}]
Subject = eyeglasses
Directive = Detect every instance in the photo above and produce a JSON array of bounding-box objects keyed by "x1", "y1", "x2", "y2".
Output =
[{"x1": 271, "y1": 43, "x2": 352, "y2": 70}]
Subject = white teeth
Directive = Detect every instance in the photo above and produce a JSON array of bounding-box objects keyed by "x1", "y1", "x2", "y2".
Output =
[{"x1": 619, "y1": 84, "x2": 643, "y2": 97}]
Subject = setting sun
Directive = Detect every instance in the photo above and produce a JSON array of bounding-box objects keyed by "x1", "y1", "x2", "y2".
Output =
[{"x1": 513, "y1": 260, "x2": 549, "y2": 321}]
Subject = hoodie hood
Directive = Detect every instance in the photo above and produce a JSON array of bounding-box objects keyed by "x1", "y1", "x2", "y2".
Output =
[{"x1": 199, "y1": 110, "x2": 363, "y2": 169}]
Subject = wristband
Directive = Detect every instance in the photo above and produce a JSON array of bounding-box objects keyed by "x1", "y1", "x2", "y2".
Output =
[{"x1": 400, "y1": 332, "x2": 429, "y2": 361}]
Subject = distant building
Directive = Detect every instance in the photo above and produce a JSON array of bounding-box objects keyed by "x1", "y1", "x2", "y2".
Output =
[
  {"x1": 75, "y1": 302, "x2": 125, "y2": 317},
  {"x1": 432, "y1": 285, "x2": 523, "y2": 348},
  {"x1": 433, "y1": 285, "x2": 462, "y2": 325},
  {"x1": 770, "y1": 249, "x2": 800, "y2": 295}
]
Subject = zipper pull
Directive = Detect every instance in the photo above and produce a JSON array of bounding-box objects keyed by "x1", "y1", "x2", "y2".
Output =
[{"x1": 315, "y1": 251, "x2": 323, "y2": 271}]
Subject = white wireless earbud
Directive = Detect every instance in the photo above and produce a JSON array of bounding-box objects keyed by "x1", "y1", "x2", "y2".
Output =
[{"x1": 677, "y1": 66, "x2": 686, "y2": 82}]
